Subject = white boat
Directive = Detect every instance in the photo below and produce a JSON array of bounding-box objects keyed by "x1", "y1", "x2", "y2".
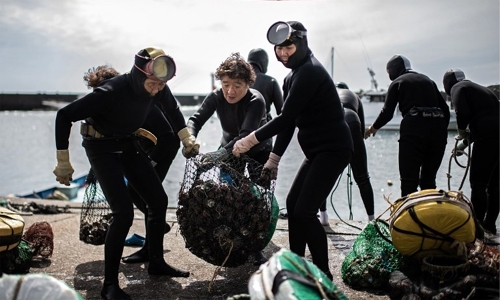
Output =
[{"x1": 362, "y1": 99, "x2": 457, "y2": 131}]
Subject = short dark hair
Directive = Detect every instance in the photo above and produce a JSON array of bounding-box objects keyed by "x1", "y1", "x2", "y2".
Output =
[{"x1": 215, "y1": 52, "x2": 256, "y2": 86}]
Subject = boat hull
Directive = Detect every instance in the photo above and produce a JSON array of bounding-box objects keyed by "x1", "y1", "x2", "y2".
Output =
[{"x1": 19, "y1": 174, "x2": 87, "y2": 200}]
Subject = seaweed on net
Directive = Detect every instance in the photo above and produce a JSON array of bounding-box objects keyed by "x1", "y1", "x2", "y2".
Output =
[
  {"x1": 22, "y1": 221, "x2": 54, "y2": 258},
  {"x1": 177, "y1": 154, "x2": 276, "y2": 268}
]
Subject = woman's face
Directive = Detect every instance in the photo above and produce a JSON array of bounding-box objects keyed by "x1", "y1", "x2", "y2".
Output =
[
  {"x1": 143, "y1": 78, "x2": 166, "y2": 96},
  {"x1": 221, "y1": 76, "x2": 248, "y2": 104},
  {"x1": 275, "y1": 44, "x2": 297, "y2": 65}
]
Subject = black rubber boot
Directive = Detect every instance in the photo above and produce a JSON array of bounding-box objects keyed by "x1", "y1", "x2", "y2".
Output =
[
  {"x1": 148, "y1": 260, "x2": 190, "y2": 277},
  {"x1": 325, "y1": 271, "x2": 333, "y2": 281},
  {"x1": 121, "y1": 247, "x2": 148, "y2": 264},
  {"x1": 482, "y1": 221, "x2": 497, "y2": 235},
  {"x1": 101, "y1": 282, "x2": 131, "y2": 300},
  {"x1": 147, "y1": 215, "x2": 189, "y2": 277},
  {"x1": 121, "y1": 223, "x2": 171, "y2": 263}
]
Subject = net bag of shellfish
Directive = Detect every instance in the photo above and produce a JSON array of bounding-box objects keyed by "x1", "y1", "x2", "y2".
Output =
[
  {"x1": 341, "y1": 220, "x2": 405, "y2": 289},
  {"x1": 177, "y1": 153, "x2": 278, "y2": 267},
  {"x1": 79, "y1": 169, "x2": 112, "y2": 246}
]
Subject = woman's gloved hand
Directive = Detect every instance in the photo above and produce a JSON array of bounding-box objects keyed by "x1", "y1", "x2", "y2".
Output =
[
  {"x1": 232, "y1": 132, "x2": 259, "y2": 157},
  {"x1": 178, "y1": 127, "x2": 200, "y2": 158},
  {"x1": 452, "y1": 140, "x2": 469, "y2": 157},
  {"x1": 456, "y1": 128, "x2": 470, "y2": 141},
  {"x1": 53, "y1": 149, "x2": 75, "y2": 186},
  {"x1": 263, "y1": 153, "x2": 281, "y2": 180}
]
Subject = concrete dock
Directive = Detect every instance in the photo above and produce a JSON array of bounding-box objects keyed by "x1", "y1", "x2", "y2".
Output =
[{"x1": 1, "y1": 197, "x2": 392, "y2": 300}]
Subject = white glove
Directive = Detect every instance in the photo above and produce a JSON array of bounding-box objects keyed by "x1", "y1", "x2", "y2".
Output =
[
  {"x1": 232, "y1": 132, "x2": 259, "y2": 157},
  {"x1": 178, "y1": 127, "x2": 200, "y2": 158},
  {"x1": 364, "y1": 125, "x2": 378, "y2": 139},
  {"x1": 53, "y1": 150, "x2": 74, "y2": 186},
  {"x1": 263, "y1": 153, "x2": 281, "y2": 180}
]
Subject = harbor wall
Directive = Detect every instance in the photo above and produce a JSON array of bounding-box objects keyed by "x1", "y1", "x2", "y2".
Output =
[{"x1": 0, "y1": 93, "x2": 206, "y2": 110}]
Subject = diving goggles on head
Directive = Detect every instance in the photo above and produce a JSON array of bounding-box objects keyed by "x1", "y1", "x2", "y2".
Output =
[
  {"x1": 134, "y1": 54, "x2": 176, "y2": 82},
  {"x1": 267, "y1": 21, "x2": 307, "y2": 45}
]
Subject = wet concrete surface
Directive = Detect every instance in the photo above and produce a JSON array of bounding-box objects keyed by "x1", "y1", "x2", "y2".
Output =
[{"x1": 1, "y1": 197, "x2": 396, "y2": 300}]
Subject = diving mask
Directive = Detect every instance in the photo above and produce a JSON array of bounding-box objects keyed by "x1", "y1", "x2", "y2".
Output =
[
  {"x1": 267, "y1": 21, "x2": 307, "y2": 45},
  {"x1": 134, "y1": 54, "x2": 176, "y2": 82}
]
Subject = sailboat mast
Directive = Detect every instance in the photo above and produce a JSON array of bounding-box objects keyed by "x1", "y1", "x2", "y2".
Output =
[{"x1": 330, "y1": 47, "x2": 334, "y2": 80}]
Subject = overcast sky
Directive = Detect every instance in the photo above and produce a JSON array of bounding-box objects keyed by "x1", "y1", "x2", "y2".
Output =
[{"x1": 1, "y1": 0, "x2": 498, "y2": 96}]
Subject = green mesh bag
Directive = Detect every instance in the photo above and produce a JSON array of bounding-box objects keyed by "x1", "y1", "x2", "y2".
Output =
[
  {"x1": 0, "y1": 240, "x2": 33, "y2": 274},
  {"x1": 250, "y1": 184, "x2": 279, "y2": 246},
  {"x1": 341, "y1": 220, "x2": 404, "y2": 289}
]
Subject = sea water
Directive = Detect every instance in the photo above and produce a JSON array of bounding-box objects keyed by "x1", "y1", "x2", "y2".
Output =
[{"x1": 1, "y1": 107, "x2": 489, "y2": 225}]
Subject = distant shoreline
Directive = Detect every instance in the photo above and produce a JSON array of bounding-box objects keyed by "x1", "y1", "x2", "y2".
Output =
[
  {"x1": 2, "y1": 84, "x2": 497, "y2": 111},
  {"x1": 0, "y1": 93, "x2": 207, "y2": 110}
]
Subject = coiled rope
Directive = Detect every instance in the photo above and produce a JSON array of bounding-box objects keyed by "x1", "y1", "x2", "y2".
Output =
[{"x1": 447, "y1": 138, "x2": 471, "y2": 191}]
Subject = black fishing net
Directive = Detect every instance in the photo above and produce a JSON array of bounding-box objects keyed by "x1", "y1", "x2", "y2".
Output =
[
  {"x1": 341, "y1": 220, "x2": 405, "y2": 289},
  {"x1": 177, "y1": 153, "x2": 278, "y2": 267},
  {"x1": 0, "y1": 240, "x2": 33, "y2": 274},
  {"x1": 388, "y1": 244, "x2": 500, "y2": 300},
  {"x1": 79, "y1": 169, "x2": 112, "y2": 245}
]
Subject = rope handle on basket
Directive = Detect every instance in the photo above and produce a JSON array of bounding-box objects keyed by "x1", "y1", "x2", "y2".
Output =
[{"x1": 208, "y1": 238, "x2": 234, "y2": 292}]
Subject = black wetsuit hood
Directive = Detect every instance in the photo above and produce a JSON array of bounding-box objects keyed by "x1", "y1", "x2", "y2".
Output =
[
  {"x1": 274, "y1": 21, "x2": 310, "y2": 70},
  {"x1": 248, "y1": 48, "x2": 269, "y2": 74},
  {"x1": 386, "y1": 55, "x2": 413, "y2": 81},
  {"x1": 337, "y1": 89, "x2": 359, "y2": 113},
  {"x1": 127, "y1": 48, "x2": 154, "y2": 99},
  {"x1": 443, "y1": 68, "x2": 466, "y2": 96}
]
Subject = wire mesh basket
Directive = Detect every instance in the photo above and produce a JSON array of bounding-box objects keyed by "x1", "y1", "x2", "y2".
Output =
[
  {"x1": 79, "y1": 169, "x2": 112, "y2": 246},
  {"x1": 177, "y1": 153, "x2": 277, "y2": 267}
]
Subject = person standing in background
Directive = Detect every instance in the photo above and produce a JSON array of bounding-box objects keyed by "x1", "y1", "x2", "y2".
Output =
[
  {"x1": 365, "y1": 55, "x2": 450, "y2": 197},
  {"x1": 54, "y1": 47, "x2": 199, "y2": 300},
  {"x1": 233, "y1": 21, "x2": 353, "y2": 280},
  {"x1": 247, "y1": 48, "x2": 284, "y2": 121},
  {"x1": 319, "y1": 82, "x2": 375, "y2": 224},
  {"x1": 443, "y1": 68, "x2": 499, "y2": 235}
]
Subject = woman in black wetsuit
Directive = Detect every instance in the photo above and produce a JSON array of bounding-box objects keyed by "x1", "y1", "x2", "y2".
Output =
[
  {"x1": 53, "y1": 47, "x2": 199, "y2": 300},
  {"x1": 82, "y1": 65, "x2": 181, "y2": 265},
  {"x1": 233, "y1": 21, "x2": 353, "y2": 279},
  {"x1": 186, "y1": 52, "x2": 273, "y2": 265},
  {"x1": 365, "y1": 55, "x2": 450, "y2": 197},
  {"x1": 319, "y1": 84, "x2": 375, "y2": 224},
  {"x1": 443, "y1": 69, "x2": 499, "y2": 234}
]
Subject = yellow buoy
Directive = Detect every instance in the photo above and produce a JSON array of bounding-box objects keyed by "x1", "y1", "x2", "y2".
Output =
[
  {"x1": 0, "y1": 206, "x2": 25, "y2": 252},
  {"x1": 389, "y1": 189, "x2": 476, "y2": 259}
]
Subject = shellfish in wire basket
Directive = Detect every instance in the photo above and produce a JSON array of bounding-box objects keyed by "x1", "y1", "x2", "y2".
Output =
[{"x1": 177, "y1": 154, "x2": 277, "y2": 267}]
